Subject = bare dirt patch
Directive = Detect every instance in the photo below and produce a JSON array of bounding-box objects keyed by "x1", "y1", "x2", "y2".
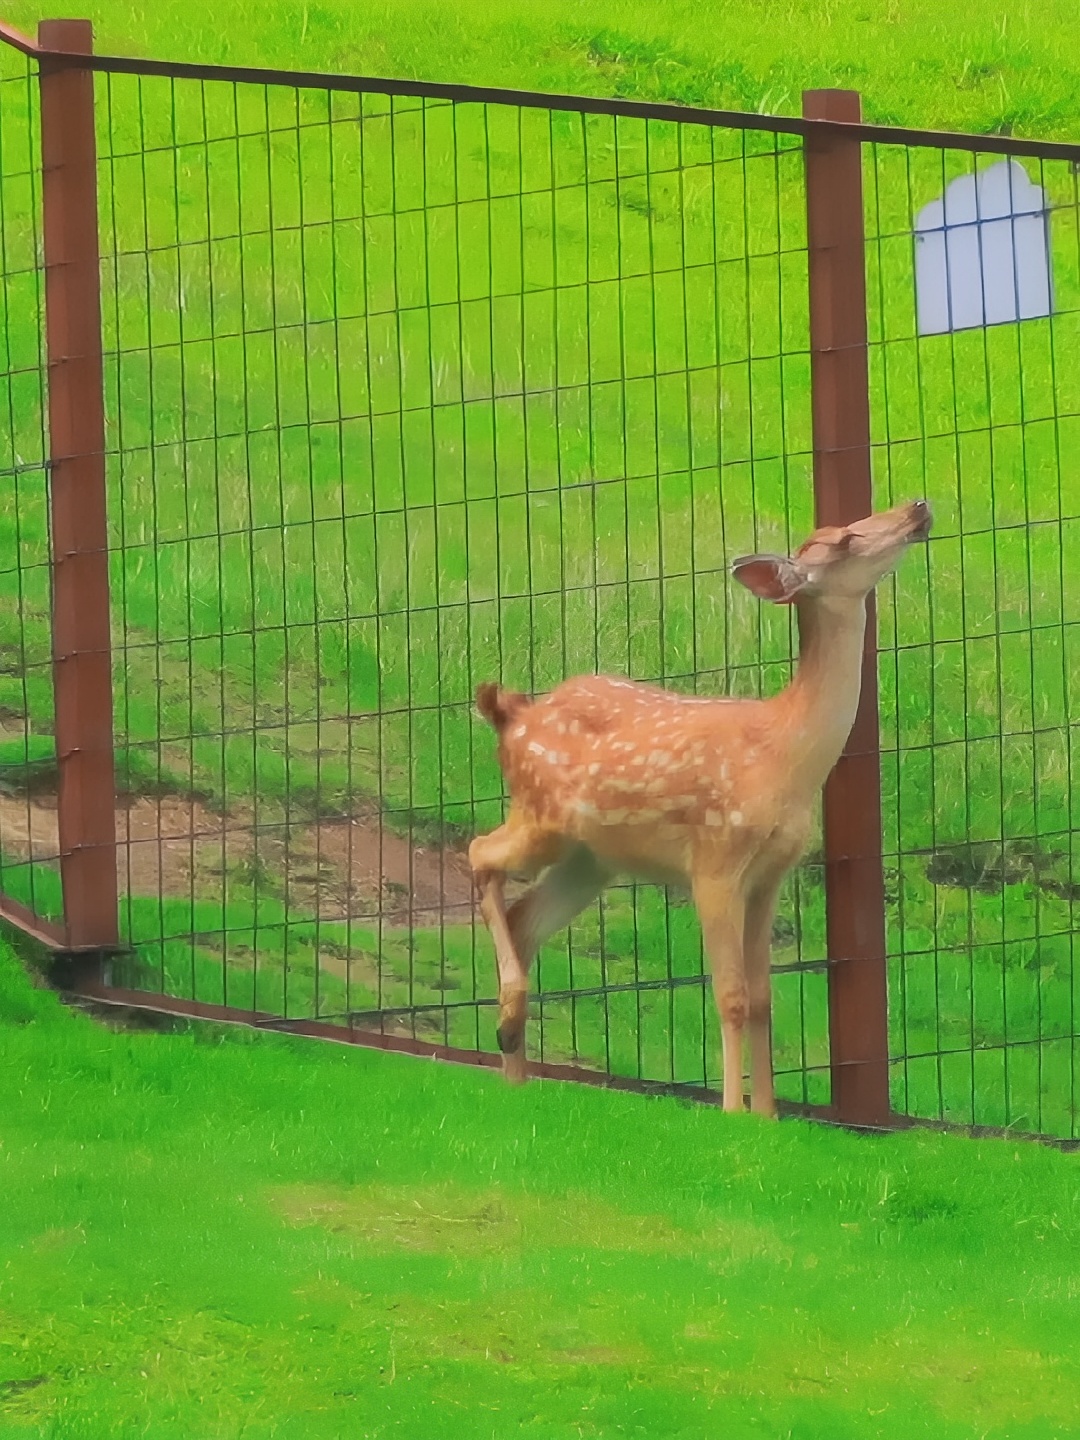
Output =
[
  {"x1": 257, "y1": 814, "x2": 476, "y2": 926},
  {"x1": 272, "y1": 1181, "x2": 788, "y2": 1266},
  {"x1": 0, "y1": 791, "x2": 476, "y2": 928}
]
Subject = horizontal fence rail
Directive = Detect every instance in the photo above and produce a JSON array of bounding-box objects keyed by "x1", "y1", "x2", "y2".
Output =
[
  {"x1": 4, "y1": 18, "x2": 1080, "y2": 163},
  {"x1": 1, "y1": 17, "x2": 1079, "y2": 1141}
]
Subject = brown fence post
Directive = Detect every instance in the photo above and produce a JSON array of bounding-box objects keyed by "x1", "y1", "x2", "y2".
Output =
[
  {"x1": 38, "y1": 19, "x2": 119, "y2": 954},
  {"x1": 802, "y1": 88, "x2": 891, "y2": 1128}
]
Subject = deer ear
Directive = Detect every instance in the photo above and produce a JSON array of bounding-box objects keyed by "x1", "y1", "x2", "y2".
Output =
[{"x1": 730, "y1": 554, "x2": 809, "y2": 604}]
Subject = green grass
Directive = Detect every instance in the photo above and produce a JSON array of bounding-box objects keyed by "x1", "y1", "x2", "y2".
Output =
[
  {"x1": 3, "y1": 0, "x2": 1080, "y2": 1134},
  {"x1": 3, "y1": 937, "x2": 1080, "y2": 1438}
]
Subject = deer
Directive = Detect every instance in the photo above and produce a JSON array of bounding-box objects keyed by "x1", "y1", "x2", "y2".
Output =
[{"x1": 468, "y1": 499, "x2": 932, "y2": 1116}]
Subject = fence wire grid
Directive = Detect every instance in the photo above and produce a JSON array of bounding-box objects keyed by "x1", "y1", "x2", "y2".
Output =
[
  {"x1": 866, "y1": 142, "x2": 1080, "y2": 1136},
  {"x1": 96, "y1": 71, "x2": 824, "y2": 1104},
  {"x1": 0, "y1": 51, "x2": 58, "y2": 928},
  {"x1": 2, "y1": 31, "x2": 1080, "y2": 1136}
]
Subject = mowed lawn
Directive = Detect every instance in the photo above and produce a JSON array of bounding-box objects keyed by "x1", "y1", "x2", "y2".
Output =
[{"x1": 2, "y1": 938, "x2": 1080, "y2": 1439}]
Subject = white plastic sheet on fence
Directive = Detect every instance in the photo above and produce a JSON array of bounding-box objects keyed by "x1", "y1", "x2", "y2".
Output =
[{"x1": 914, "y1": 158, "x2": 1052, "y2": 334}]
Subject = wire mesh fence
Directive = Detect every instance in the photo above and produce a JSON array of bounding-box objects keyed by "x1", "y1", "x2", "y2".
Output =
[
  {"x1": 89, "y1": 68, "x2": 827, "y2": 1104},
  {"x1": 0, "y1": 46, "x2": 61, "y2": 934},
  {"x1": 2, "y1": 21, "x2": 1080, "y2": 1137},
  {"x1": 867, "y1": 142, "x2": 1080, "y2": 1136}
]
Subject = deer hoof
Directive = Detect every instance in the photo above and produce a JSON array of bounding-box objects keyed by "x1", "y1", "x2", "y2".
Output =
[
  {"x1": 497, "y1": 985, "x2": 527, "y2": 1053},
  {"x1": 496, "y1": 1017, "x2": 524, "y2": 1054},
  {"x1": 496, "y1": 1003, "x2": 528, "y2": 1084}
]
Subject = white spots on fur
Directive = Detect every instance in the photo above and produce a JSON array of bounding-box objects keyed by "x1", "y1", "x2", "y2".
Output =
[
  {"x1": 602, "y1": 776, "x2": 638, "y2": 794},
  {"x1": 656, "y1": 793, "x2": 698, "y2": 813},
  {"x1": 502, "y1": 680, "x2": 766, "y2": 847}
]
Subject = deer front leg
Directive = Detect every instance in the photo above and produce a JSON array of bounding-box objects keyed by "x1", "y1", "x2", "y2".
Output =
[
  {"x1": 693, "y1": 875, "x2": 748, "y2": 1113},
  {"x1": 742, "y1": 874, "x2": 786, "y2": 1119},
  {"x1": 469, "y1": 819, "x2": 565, "y2": 1083}
]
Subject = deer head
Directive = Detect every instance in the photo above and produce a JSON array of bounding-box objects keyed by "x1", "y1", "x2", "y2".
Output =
[{"x1": 731, "y1": 499, "x2": 932, "y2": 604}]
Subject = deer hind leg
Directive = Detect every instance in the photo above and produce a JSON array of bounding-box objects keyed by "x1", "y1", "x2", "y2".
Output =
[
  {"x1": 693, "y1": 874, "x2": 748, "y2": 1113},
  {"x1": 742, "y1": 873, "x2": 786, "y2": 1119},
  {"x1": 468, "y1": 818, "x2": 565, "y2": 1083},
  {"x1": 495, "y1": 846, "x2": 611, "y2": 1079},
  {"x1": 507, "y1": 845, "x2": 612, "y2": 967}
]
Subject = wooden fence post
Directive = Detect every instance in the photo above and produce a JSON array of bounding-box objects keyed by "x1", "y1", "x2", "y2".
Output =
[
  {"x1": 38, "y1": 19, "x2": 119, "y2": 954},
  {"x1": 803, "y1": 88, "x2": 891, "y2": 1128}
]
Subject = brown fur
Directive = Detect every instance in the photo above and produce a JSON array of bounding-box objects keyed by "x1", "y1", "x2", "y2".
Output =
[
  {"x1": 476, "y1": 682, "x2": 530, "y2": 735},
  {"x1": 469, "y1": 500, "x2": 932, "y2": 1110}
]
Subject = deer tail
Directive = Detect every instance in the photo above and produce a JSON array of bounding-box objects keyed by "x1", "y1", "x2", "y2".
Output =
[{"x1": 475, "y1": 682, "x2": 530, "y2": 734}]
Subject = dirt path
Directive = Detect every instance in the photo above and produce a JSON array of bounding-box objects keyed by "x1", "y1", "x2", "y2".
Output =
[{"x1": 0, "y1": 791, "x2": 477, "y2": 928}]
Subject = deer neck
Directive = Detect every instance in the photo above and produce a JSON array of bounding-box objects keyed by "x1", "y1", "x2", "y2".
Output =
[{"x1": 775, "y1": 594, "x2": 869, "y2": 796}]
